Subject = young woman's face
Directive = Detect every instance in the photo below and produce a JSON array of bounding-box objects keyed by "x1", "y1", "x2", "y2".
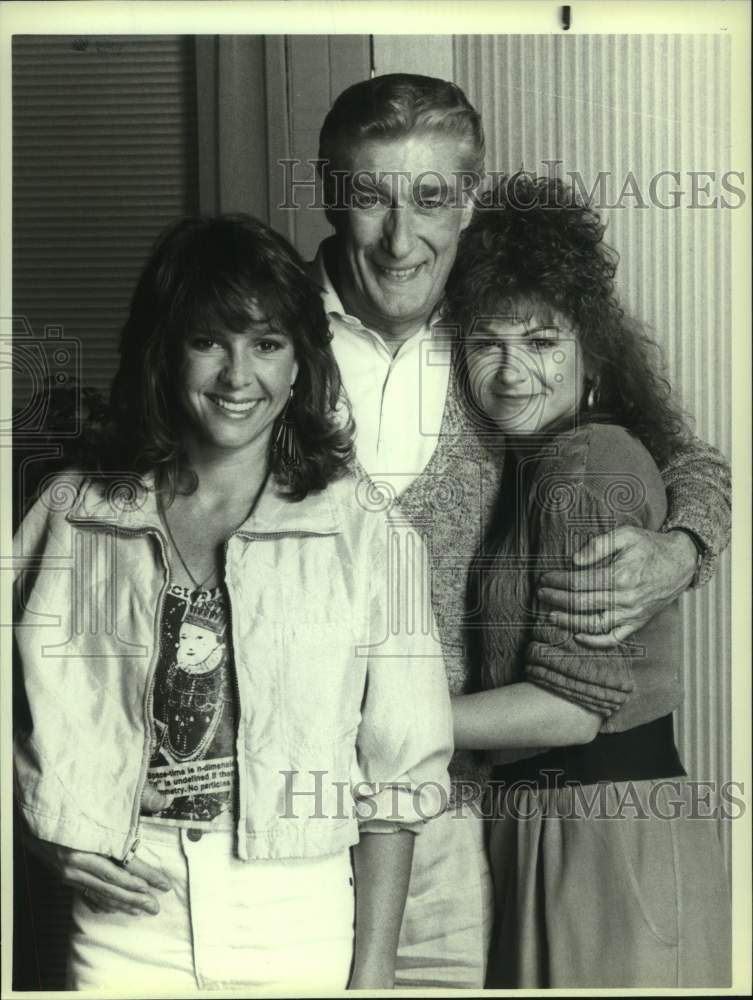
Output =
[
  {"x1": 464, "y1": 303, "x2": 586, "y2": 434},
  {"x1": 178, "y1": 300, "x2": 299, "y2": 455}
]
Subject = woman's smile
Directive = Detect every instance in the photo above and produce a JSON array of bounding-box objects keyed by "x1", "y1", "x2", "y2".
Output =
[
  {"x1": 205, "y1": 393, "x2": 263, "y2": 418},
  {"x1": 465, "y1": 308, "x2": 584, "y2": 434},
  {"x1": 488, "y1": 389, "x2": 544, "y2": 401}
]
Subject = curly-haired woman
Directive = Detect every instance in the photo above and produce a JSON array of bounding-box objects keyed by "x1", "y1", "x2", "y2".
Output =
[
  {"x1": 446, "y1": 175, "x2": 731, "y2": 988},
  {"x1": 13, "y1": 214, "x2": 453, "y2": 991}
]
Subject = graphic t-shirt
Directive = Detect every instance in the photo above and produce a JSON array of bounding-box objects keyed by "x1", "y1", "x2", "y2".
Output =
[{"x1": 145, "y1": 582, "x2": 237, "y2": 828}]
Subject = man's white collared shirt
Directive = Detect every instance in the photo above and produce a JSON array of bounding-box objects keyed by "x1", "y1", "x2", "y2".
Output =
[{"x1": 311, "y1": 242, "x2": 452, "y2": 497}]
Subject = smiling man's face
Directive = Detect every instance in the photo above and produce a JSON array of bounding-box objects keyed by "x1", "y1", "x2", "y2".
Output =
[{"x1": 334, "y1": 133, "x2": 475, "y2": 343}]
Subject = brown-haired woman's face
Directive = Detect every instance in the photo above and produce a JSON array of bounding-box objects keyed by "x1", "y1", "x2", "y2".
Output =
[
  {"x1": 464, "y1": 303, "x2": 585, "y2": 434},
  {"x1": 178, "y1": 300, "x2": 298, "y2": 455}
]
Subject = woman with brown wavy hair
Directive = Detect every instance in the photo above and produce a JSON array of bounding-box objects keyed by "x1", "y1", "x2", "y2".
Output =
[
  {"x1": 14, "y1": 214, "x2": 452, "y2": 991},
  {"x1": 446, "y1": 175, "x2": 730, "y2": 988}
]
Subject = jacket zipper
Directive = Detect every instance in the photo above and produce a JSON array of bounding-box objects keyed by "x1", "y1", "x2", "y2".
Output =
[
  {"x1": 223, "y1": 537, "x2": 248, "y2": 860},
  {"x1": 225, "y1": 528, "x2": 333, "y2": 859},
  {"x1": 235, "y1": 529, "x2": 326, "y2": 541},
  {"x1": 68, "y1": 516, "x2": 334, "y2": 861},
  {"x1": 87, "y1": 522, "x2": 170, "y2": 862}
]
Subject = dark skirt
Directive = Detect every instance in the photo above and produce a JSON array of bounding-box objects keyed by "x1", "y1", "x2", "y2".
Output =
[{"x1": 485, "y1": 720, "x2": 731, "y2": 988}]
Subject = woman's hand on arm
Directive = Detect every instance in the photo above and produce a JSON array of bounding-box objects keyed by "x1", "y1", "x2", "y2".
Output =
[
  {"x1": 348, "y1": 830, "x2": 414, "y2": 990},
  {"x1": 536, "y1": 524, "x2": 698, "y2": 648},
  {"x1": 451, "y1": 681, "x2": 601, "y2": 752},
  {"x1": 21, "y1": 783, "x2": 173, "y2": 916}
]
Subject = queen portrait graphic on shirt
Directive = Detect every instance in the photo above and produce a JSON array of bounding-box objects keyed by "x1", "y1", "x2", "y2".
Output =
[{"x1": 148, "y1": 584, "x2": 237, "y2": 826}]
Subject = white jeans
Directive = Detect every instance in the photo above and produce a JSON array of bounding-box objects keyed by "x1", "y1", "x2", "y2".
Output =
[{"x1": 67, "y1": 821, "x2": 354, "y2": 993}]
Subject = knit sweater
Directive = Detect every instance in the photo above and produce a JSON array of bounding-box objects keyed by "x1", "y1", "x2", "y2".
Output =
[
  {"x1": 478, "y1": 422, "x2": 684, "y2": 767},
  {"x1": 395, "y1": 370, "x2": 501, "y2": 789},
  {"x1": 395, "y1": 369, "x2": 730, "y2": 788}
]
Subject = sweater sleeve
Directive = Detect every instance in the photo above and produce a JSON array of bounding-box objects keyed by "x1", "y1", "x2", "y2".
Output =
[
  {"x1": 657, "y1": 433, "x2": 731, "y2": 589},
  {"x1": 522, "y1": 427, "x2": 666, "y2": 723}
]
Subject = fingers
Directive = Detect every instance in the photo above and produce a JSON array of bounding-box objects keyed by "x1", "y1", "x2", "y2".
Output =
[
  {"x1": 62, "y1": 852, "x2": 169, "y2": 915},
  {"x1": 78, "y1": 879, "x2": 159, "y2": 916},
  {"x1": 571, "y1": 525, "x2": 637, "y2": 566},
  {"x1": 537, "y1": 587, "x2": 617, "y2": 614},
  {"x1": 80, "y1": 887, "x2": 148, "y2": 917},
  {"x1": 25, "y1": 837, "x2": 172, "y2": 918},
  {"x1": 70, "y1": 853, "x2": 155, "y2": 895},
  {"x1": 545, "y1": 600, "x2": 648, "y2": 637},
  {"x1": 140, "y1": 782, "x2": 174, "y2": 815},
  {"x1": 545, "y1": 609, "x2": 614, "y2": 634},
  {"x1": 81, "y1": 890, "x2": 108, "y2": 914},
  {"x1": 127, "y1": 855, "x2": 171, "y2": 892},
  {"x1": 575, "y1": 622, "x2": 643, "y2": 648},
  {"x1": 544, "y1": 608, "x2": 646, "y2": 637},
  {"x1": 537, "y1": 568, "x2": 614, "y2": 594}
]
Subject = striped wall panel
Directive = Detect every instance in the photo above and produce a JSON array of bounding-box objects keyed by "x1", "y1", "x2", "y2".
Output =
[{"x1": 455, "y1": 33, "x2": 733, "y2": 868}]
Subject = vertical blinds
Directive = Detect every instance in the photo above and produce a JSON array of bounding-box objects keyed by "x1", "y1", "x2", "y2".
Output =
[{"x1": 12, "y1": 35, "x2": 199, "y2": 400}]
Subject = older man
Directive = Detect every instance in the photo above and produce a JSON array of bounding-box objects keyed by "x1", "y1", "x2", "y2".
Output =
[{"x1": 308, "y1": 74, "x2": 730, "y2": 988}]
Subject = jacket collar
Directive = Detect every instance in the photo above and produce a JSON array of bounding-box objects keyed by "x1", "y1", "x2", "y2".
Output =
[
  {"x1": 66, "y1": 472, "x2": 162, "y2": 534},
  {"x1": 66, "y1": 472, "x2": 342, "y2": 537},
  {"x1": 238, "y1": 478, "x2": 341, "y2": 536}
]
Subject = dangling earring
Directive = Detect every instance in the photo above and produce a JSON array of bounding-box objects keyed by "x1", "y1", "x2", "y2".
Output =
[
  {"x1": 272, "y1": 386, "x2": 300, "y2": 471},
  {"x1": 585, "y1": 378, "x2": 601, "y2": 411}
]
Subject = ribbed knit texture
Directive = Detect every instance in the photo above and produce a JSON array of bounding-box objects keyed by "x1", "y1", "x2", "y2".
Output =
[
  {"x1": 480, "y1": 424, "x2": 684, "y2": 757},
  {"x1": 373, "y1": 370, "x2": 730, "y2": 789}
]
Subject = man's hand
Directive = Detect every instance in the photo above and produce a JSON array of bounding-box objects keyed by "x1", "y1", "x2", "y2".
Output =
[
  {"x1": 21, "y1": 783, "x2": 174, "y2": 916},
  {"x1": 536, "y1": 526, "x2": 698, "y2": 647}
]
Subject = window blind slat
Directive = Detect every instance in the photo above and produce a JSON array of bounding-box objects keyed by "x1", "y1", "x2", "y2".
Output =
[{"x1": 13, "y1": 35, "x2": 199, "y2": 402}]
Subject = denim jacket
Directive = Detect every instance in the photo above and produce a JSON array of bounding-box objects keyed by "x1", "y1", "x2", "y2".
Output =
[{"x1": 13, "y1": 470, "x2": 453, "y2": 862}]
